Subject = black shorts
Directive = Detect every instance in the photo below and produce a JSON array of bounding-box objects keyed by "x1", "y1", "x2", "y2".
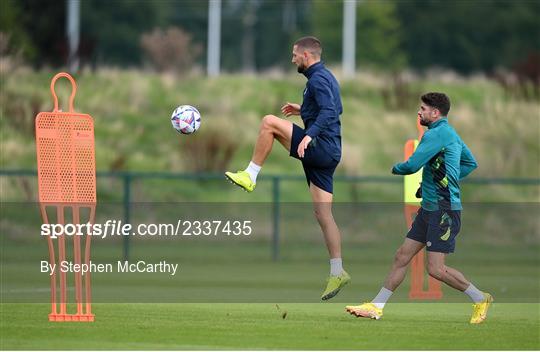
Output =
[
  {"x1": 290, "y1": 124, "x2": 339, "y2": 194},
  {"x1": 406, "y1": 208, "x2": 462, "y2": 253}
]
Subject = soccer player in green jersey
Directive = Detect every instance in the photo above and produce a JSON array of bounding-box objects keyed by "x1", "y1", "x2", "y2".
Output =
[{"x1": 346, "y1": 93, "x2": 493, "y2": 323}]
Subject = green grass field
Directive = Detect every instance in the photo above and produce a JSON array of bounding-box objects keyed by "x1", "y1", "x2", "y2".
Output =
[
  {"x1": 1, "y1": 235, "x2": 539, "y2": 350},
  {"x1": 1, "y1": 68, "x2": 538, "y2": 350},
  {"x1": 1, "y1": 303, "x2": 539, "y2": 350},
  {"x1": 2, "y1": 200, "x2": 539, "y2": 350}
]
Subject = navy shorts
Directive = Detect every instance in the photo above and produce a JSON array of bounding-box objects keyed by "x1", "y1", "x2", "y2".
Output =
[
  {"x1": 407, "y1": 208, "x2": 461, "y2": 253},
  {"x1": 290, "y1": 124, "x2": 339, "y2": 194}
]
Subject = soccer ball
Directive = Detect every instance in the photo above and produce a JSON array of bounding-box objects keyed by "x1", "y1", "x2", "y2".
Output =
[{"x1": 171, "y1": 105, "x2": 201, "y2": 134}]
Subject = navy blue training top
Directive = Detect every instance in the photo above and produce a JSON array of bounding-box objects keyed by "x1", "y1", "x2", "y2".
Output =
[{"x1": 300, "y1": 61, "x2": 343, "y2": 161}]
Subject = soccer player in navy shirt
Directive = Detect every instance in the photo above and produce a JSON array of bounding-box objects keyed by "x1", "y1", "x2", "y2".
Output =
[{"x1": 226, "y1": 36, "x2": 350, "y2": 300}]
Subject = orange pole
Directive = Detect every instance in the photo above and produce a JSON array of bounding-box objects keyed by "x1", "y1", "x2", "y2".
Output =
[
  {"x1": 73, "y1": 206, "x2": 83, "y2": 316},
  {"x1": 84, "y1": 206, "x2": 95, "y2": 320},
  {"x1": 57, "y1": 206, "x2": 67, "y2": 316},
  {"x1": 41, "y1": 205, "x2": 58, "y2": 319}
]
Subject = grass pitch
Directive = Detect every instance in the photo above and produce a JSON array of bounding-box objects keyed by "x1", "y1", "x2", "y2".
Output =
[
  {"x1": 1, "y1": 303, "x2": 539, "y2": 350},
  {"x1": 2, "y1": 208, "x2": 538, "y2": 350}
]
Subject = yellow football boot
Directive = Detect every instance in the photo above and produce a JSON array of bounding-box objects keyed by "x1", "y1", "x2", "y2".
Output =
[
  {"x1": 470, "y1": 293, "x2": 494, "y2": 324},
  {"x1": 225, "y1": 170, "x2": 256, "y2": 192},
  {"x1": 345, "y1": 302, "x2": 383, "y2": 320}
]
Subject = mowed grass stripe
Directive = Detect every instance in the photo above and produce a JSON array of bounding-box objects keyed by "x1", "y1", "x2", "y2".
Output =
[{"x1": 1, "y1": 303, "x2": 538, "y2": 350}]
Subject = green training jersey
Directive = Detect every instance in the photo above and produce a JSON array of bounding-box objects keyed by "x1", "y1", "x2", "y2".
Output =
[{"x1": 392, "y1": 118, "x2": 477, "y2": 210}]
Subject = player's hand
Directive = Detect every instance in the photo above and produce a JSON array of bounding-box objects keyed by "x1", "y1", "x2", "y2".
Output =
[
  {"x1": 297, "y1": 135, "x2": 312, "y2": 158},
  {"x1": 281, "y1": 102, "x2": 301, "y2": 117}
]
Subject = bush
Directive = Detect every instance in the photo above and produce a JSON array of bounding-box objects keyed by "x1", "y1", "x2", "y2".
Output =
[
  {"x1": 180, "y1": 125, "x2": 240, "y2": 173},
  {"x1": 140, "y1": 27, "x2": 202, "y2": 74},
  {"x1": 0, "y1": 32, "x2": 24, "y2": 76}
]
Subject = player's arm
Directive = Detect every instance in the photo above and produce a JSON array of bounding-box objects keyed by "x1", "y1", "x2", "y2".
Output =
[
  {"x1": 304, "y1": 78, "x2": 336, "y2": 139},
  {"x1": 459, "y1": 141, "x2": 478, "y2": 179},
  {"x1": 392, "y1": 131, "x2": 443, "y2": 175}
]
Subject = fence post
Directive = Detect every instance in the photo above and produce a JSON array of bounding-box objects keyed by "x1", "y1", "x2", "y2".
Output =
[
  {"x1": 123, "y1": 173, "x2": 131, "y2": 262},
  {"x1": 272, "y1": 176, "x2": 280, "y2": 261}
]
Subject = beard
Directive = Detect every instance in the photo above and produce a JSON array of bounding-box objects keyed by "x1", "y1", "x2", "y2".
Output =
[
  {"x1": 297, "y1": 63, "x2": 306, "y2": 73},
  {"x1": 419, "y1": 116, "x2": 430, "y2": 126}
]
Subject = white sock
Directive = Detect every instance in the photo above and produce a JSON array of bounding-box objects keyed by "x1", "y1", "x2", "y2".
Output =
[
  {"x1": 330, "y1": 258, "x2": 343, "y2": 276},
  {"x1": 464, "y1": 283, "x2": 484, "y2": 303},
  {"x1": 244, "y1": 161, "x2": 261, "y2": 183},
  {"x1": 372, "y1": 287, "x2": 393, "y2": 309}
]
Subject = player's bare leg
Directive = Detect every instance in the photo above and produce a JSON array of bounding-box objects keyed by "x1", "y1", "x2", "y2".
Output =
[
  {"x1": 346, "y1": 238, "x2": 424, "y2": 319},
  {"x1": 310, "y1": 184, "x2": 351, "y2": 300},
  {"x1": 252, "y1": 115, "x2": 293, "y2": 165},
  {"x1": 309, "y1": 184, "x2": 341, "y2": 259},
  {"x1": 384, "y1": 238, "x2": 425, "y2": 291},
  {"x1": 225, "y1": 115, "x2": 292, "y2": 192},
  {"x1": 426, "y1": 252, "x2": 493, "y2": 324},
  {"x1": 426, "y1": 252, "x2": 469, "y2": 291}
]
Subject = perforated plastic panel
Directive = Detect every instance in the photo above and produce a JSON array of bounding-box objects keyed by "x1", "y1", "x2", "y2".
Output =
[
  {"x1": 35, "y1": 73, "x2": 96, "y2": 204},
  {"x1": 36, "y1": 112, "x2": 96, "y2": 203}
]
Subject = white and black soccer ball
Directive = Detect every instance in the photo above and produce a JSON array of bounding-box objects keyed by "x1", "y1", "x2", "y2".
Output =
[{"x1": 171, "y1": 105, "x2": 201, "y2": 135}]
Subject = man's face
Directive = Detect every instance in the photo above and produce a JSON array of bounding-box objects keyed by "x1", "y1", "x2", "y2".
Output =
[
  {"x1": 418, "y1": 102, "x2": 439, "y2": 126},
  {"x1": 291, "y1": 45, "x2": 308, "y2": 73}
]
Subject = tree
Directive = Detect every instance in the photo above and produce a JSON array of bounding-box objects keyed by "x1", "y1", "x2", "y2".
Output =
[
  {"x1": 81, "y1": 0, "x2": 168, "y2": 66},
  {"x1": 5, "y1": 0, "x2": 66, "y2": 67},
  {"x1": 395, "y1": 0, "x2": 540, "y2": 73},
  {"x1": 0, "y1": 0, "x2": 36, "y2": 61},
  {"x1": 312, "y1": 0, "x2": 406, "y2": 70},
  {"x1": 356, "y1": 0, "x2": 406, "y2": 70}
]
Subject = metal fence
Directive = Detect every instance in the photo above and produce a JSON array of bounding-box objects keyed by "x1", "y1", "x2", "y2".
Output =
[{"x1": 1, "y1": 169, "x2": 539, "y2": 261}]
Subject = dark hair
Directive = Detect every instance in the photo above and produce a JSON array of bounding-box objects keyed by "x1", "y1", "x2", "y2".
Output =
[
  {"x1": 421, "y1": 92, "x2": 450, "y2": 116},
  {"x1": 294, "y1": 36, "x2": 322, "y2": 57}
]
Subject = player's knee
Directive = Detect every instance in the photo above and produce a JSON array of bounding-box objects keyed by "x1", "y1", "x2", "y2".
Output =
[
  {"x1": 261, "y1": 115, "x2": 277, "y2": 131},
  {"x1": 313, "y1": 208, "x2": 332, "y2": 223},
  {"x1": 427, "y1": 263, "x2": 445, "y2": 280},
  {"x1": 393, "y1": 247, "x2": 410, "y2": 267},
  {"x1": 313, "y1": 208, "x2": 324, "y2": 222}
]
